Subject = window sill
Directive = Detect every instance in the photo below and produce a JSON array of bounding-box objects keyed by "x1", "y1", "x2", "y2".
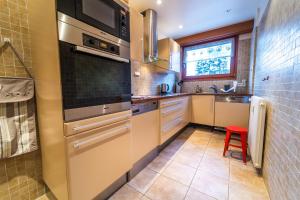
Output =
[{"x1": 182, "y1": 74, "x2": 236, "y2": 81}]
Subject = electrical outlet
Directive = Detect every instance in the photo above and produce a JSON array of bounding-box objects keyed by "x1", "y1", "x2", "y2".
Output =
[{"x1": 134, "y1": 71, "x2": 140, "y2": 77}]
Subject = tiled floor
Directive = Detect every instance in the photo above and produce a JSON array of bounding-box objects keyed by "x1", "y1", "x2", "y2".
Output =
[{"x1": 110, "y1": 127, "x2": 270, "y2": 200}]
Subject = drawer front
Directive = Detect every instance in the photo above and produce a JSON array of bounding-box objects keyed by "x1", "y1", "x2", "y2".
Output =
[
  {"x1": 65, "y1": 114, "x2": 132, "y2": 200},
  {"x1": 159, "y1": 96, "x2": 189, "y2": 144}
]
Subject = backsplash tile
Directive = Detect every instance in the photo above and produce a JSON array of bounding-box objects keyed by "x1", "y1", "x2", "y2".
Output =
[
  {"x1": 0, "y1": 0, "x2": 46, "y2": 200},
  {"x1": 131, "y1": 61, "x2": 177, "y2": 95},
  {"x1": 252, "y1": 0, "x2": 300, "y2": 199},
  {"x1": 182, "y1": 36, "x2": 251, "y2": 94}
]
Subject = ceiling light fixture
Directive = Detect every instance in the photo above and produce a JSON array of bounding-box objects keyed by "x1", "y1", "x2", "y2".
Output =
[
  {"x1": 226, "y1": 9, "x2": 232, "y2": 13},
  {"x1": 157, "y1": 0, "x2": 162, "y2": 5},
  {"x1": 179, "y1": 25, "x2": 183, "y2": 29}
]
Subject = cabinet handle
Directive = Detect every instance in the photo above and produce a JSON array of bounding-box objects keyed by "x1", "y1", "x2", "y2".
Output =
[
  {"x1": 160, "y1": 100, "x2": 182, "y2": 108},
  {"x1": 161, "y1": 106, "x2": 182, "y2": 116},
  {"x1": 162, "y1": 117, "x2": 183, "y2": 133},
  {"x1": 72, "y1": 114, "x2": 131, "y2": 133},
  {"x1": 73, "y1": 125, "x2": 130, "y2": 150}
]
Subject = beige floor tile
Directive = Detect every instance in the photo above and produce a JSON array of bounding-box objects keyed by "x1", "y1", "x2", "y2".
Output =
[
  {"x1": 230, "y1": 163, "x2": 265, "y2": 189},
  {"x1": 128, "y1": 168, "x2": 159, "y2": 193},
  {"x1": 159, "y1": 143, "x2": 181, "y2": 159},
  {"x1": 198, "y1": 158, "x2": 229, "y2": 180},
  {"x1": 179, "y1": 145, "x2": 205, "y2": 158},
  {"x1": 185, "y1": 188, "x2": 216, "y2": 200},
  {"x1": 173, "y1": 150, "x2": 202, "y2": 169},
  {"x1": 202, "y1": 152, "x2": 230, "y2": 165},
  {"x1": 229, "y1": 181, "x2": 269, "y2": 200},
  {"x1": 183, "y1": 142, "x2": 206, "y2": 151},
  {"x1": 147, "y1": 155, "x2": 172, "y2": 173},
  {"x1": 191, "y1": 170, "x2": 229, "y2": 200},
  {"x1": 162, "y1": 161, "x2": 196, "y2": 185},
  {"x1": 141, "y1": 195, "x2": 151, "y2": 200},
  {"x1": 109, "y1": 184, "x2": 143, "y2": 200},
  {"x1": 145, "y1": 175, "x2": 189, "y2": 200}
]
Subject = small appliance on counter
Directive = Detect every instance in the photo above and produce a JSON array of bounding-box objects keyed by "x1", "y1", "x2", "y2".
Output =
[{"x1": 160, "y1": 83, "x2": 170, "y2": 94}]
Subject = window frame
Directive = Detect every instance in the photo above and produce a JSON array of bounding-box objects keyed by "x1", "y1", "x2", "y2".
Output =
[{"x1": 181, "y1": 36, "x2": 238, "y2": 81}]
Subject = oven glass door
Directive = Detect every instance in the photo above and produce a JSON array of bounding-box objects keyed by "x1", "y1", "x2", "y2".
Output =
[
  {"x1": 75, "y1": 0, "x2": 120, "y2": 37},
  {"x1": 59, "y1": 41, "x2": 131, "y2": 110}
]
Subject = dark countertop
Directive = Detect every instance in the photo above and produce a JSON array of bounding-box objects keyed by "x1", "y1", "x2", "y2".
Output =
[{"x1": 131, "y1": 93, "x2": 252, "y2": 104}]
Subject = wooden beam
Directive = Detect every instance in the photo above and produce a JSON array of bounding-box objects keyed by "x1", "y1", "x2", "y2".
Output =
[{"x1": 176, "y1": 20, "x2": 254, "y2": 46}]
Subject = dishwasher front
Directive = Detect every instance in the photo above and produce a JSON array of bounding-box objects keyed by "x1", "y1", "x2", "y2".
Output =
[
  {"x1": 130, "y1": 100, "x2": 159, "y2": 178},
  {"x1": 64, "y1": 110, "x2": 132, "y2": 200}
]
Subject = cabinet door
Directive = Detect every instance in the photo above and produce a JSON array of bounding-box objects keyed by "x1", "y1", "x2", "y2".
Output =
[
  {"x1": 215, "y1": 102, "x2": 250, "y2": 128},
  {"x1": 130, "y1": 8, "x2": 143, "y2": 62},
  {"x1": 192, "y1": 95, "x2": 215, "y2": 126},
  {"x1": 170, "y1": 40, "x2": 181, "y2": 73}
]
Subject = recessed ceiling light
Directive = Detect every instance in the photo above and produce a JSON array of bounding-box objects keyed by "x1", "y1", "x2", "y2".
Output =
[
  {"x1": 178, "y1": 25, "x2": 183, "y2": 29},
  {"x1": 157, "y1": 0, "x2": 162, "y2": 5}
]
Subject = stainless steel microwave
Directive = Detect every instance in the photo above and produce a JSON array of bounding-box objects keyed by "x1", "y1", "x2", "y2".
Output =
[{"x1": 57, "y1": 0, "x2": 130, "y2": 42}]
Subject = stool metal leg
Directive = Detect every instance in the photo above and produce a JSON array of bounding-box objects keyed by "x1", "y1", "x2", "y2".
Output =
[
  {"x1": 223, "y1": 130, "x2": 231, "y2": 156},
  {"x1": 241, "y1": 133, "x2": 247, "y2": 164}
]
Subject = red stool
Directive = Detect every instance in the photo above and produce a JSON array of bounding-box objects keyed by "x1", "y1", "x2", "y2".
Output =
[{"x1": 223, "y1": 126, "x2": 248, "y2": 164}]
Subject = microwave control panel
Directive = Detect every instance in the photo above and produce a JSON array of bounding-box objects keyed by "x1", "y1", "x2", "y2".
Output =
[
  {"x1": 83, "y1": 34, "x2": 120, "y2": 55},
  {"x1": 120, "y1": 9, "x2": 130, "y2": 41}
]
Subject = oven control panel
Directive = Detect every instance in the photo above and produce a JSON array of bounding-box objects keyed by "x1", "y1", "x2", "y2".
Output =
[{"x1": 83, "y1": 34, "x2": 120, "y2": 55}]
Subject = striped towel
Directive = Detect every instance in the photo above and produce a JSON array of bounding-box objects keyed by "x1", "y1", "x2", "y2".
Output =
[{"x1": 0, "y1": 78, "x2": 37, "y2": 159}]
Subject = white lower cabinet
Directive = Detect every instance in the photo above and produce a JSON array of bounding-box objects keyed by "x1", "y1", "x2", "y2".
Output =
[
  {"x1": 159, "y1": 96, "x2": 190, "y2": 144},
  {"x1": 191, "y1": 95, "x2": 215, "y2": 126}
]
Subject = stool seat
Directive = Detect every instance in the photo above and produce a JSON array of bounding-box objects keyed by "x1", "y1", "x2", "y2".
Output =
[
  {"x1": 226, "y1": 126, "x2": 248, "y2": 133},
  {"x1": 223, "y1": 126, "x2": 248, "y2": 164}
]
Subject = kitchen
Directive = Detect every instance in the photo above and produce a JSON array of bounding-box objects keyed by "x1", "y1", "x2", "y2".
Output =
[{"x1": 0, "y1": 0, "x2": 299, "y2": 200}]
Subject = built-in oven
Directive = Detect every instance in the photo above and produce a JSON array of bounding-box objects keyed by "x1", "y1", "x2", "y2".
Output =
[
  {"x1": 58, "y1": 12, "x2": 131, "y2": 122},
  {"x1": 57, "y1": 0, "x2": 130, "y2": 42}
]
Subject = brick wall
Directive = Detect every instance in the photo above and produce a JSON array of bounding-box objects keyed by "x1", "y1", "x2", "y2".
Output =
[
  {"x1": 182, "y1": 35, "x2": 251, "y2": 94},
  {"x1": 253, "y1": 0, "x2": 300, "y2": 199},
  {"x1": 0, "y1": 0, "x2": 46, "y2": 199}
]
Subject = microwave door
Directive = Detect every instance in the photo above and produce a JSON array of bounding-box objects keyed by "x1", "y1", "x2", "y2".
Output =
[{"x1": 75, "y1": 0, "x2": 120, "y2": 37}]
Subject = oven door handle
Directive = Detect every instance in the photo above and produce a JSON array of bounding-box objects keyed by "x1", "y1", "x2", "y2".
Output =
[{"x1": 74, "y1": 46, "x2": 130, "y2": 63}]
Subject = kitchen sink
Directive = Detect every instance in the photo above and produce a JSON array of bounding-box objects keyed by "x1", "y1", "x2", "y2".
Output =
[{"x1": 215, "y1": 96, "x2": 251, "y2": 103}]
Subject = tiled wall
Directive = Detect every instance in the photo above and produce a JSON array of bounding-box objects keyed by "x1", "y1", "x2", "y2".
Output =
[
  {"x1": 131, "y1": 61, "x2": 177, "y2": 95},
  {"x1": 253, "y1": 0, "x2": 300, "y2": 199},
  {"x1": 182, "y1": 35, "x2": 251, "y2": 94},
  {"x1": 0, "y1": 0, "x2": 46, "y2": 200}
]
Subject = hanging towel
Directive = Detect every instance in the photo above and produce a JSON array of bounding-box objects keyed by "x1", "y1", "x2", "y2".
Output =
[{"x1": 0, "y1": 77, "x2": 37, "y2": 159}]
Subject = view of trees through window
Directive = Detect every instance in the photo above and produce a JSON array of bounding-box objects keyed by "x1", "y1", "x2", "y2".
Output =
[{"x1": 183, "y1": 38, "x2": 235, "y2": 78}]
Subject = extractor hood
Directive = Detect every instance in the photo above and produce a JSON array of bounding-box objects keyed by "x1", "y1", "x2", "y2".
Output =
[{"x1": 142, "y1": 9, "x2": 158, "y2": 63}]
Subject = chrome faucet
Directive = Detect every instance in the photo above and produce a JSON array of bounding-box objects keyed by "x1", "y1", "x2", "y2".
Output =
[{"x1": 209, "y1": 85, "x2": 218, "y2": 93}]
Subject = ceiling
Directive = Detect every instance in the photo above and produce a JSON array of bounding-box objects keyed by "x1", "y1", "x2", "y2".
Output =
[{"x1": 129, "y1": 0, "x2": 263, "y2": 39}]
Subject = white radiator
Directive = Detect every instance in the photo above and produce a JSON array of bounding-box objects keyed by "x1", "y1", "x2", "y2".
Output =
[{"x1": 248, "y1": 96, "x2": 267, "y2": 168}]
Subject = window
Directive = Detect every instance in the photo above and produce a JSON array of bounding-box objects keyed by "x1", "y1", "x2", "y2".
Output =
[{"x1": 182, "y1": 37, "x2": 237, "y2": 80}]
